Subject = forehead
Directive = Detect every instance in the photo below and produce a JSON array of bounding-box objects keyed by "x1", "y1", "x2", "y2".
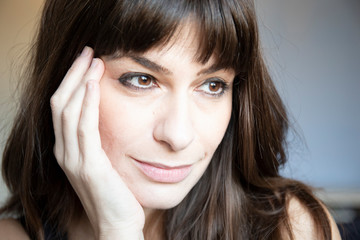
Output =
[
  {"x1": 106, "y1": 20, "x2": 233, "y2": 73},
  {"x1": 94, "y1": 0, "x2": 248, "y2": 73},
  {"x1": 107, "y1": 20, "x2": 198, "y2": 58},
  {"x1": 154, "y1": 20, "x2": 199, "y2": 54}
]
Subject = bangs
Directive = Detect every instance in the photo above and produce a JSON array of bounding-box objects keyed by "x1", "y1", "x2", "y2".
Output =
[{"x1": 93, "y1": 0, "x2": 256, "y2": 72}]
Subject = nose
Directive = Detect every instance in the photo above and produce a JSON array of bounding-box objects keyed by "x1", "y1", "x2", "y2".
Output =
[{"x1": 153, "y1": 94, "x2": 195, "y2": 152}]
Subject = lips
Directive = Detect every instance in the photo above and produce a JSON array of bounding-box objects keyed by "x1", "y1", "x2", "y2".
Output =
[{"x1": 132, "y1": 158, "x2": 192, "y2": 183}]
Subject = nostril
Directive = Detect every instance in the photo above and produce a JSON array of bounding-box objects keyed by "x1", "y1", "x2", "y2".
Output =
[
  {"x1": 153, "y1": 120, "x2": 195, "y2": 152},
  {"x1": 153, "y1": 96, "x2": 194, "y2": 152}
]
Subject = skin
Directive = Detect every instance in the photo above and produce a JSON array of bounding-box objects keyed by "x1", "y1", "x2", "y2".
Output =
[
  {"x1": 0, "y1": 23, "x2": 342, "y2": 240},
  {"x1": 99, "y1": 38, "x2": 234, "y2": 212},
  {"x1": 51, "y1": 24, "x2": 234, "y2": 239}
]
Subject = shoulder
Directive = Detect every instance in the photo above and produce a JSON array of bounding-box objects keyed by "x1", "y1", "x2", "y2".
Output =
[
  {"x1": 0, "y1": 218, "x2": 30, "y2": 240},
  {"x1": 285, "y1": 197, "x2": 341, "y2": 240}
]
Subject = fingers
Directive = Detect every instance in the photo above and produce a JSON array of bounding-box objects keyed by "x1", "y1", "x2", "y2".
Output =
[
  {"x1": 61, "y1": 58, "x2": 104, "y2": 168},
  {"x1": 50, "y1": 46, "x2": 105, "y2": 170},
  {"x1": 78, "y1": 80, "x2": 102, "y2": 159},
  {"x1": 78, "y1": 80, "x2": 104, "y2": 170},
  {"x1": 49, "y1": 48, "x2": 145, "y2": 235},
  {"x1": 56, "y1": 46, "x2": 93, "y2": 99},
  {"x1": 51, "y1": 47, "x2": 93, "y2": 162}
]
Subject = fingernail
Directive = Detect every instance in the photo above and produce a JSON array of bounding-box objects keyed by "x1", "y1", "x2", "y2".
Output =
[{"x1": 81, "y1": 46, "x2": 91, "y2": 57}]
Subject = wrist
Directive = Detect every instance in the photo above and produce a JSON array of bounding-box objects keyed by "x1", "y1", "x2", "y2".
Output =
[
  {"x1": 98, "y1": 224, "x2": 144, "y2": 240},
  {"x1": 98, "y1": 230, "x2": 144, "y2": 240}
]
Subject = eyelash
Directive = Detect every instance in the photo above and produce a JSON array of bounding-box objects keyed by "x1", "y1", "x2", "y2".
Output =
[
  {"x1": 118, "y1": 72, "x2": 157, "y2": 90},
  {"x1": 196, "y1": 78, "x2": 229, "y2": 98},
  {"x1": 118, "y1": 73, "x2": 229, "y2": 97}
]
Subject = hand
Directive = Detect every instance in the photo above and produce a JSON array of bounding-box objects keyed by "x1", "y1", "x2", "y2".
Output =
[{"x1": 50, "y1": 47, "x2": 145, "y2": 239}]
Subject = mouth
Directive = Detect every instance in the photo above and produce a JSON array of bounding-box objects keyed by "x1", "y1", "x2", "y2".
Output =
[{"x1": 132, "y1": 158, "x2": 193, "y2": 183}]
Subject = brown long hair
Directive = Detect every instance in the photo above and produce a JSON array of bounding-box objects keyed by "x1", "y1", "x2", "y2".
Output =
[{"x1": 1, "y1": 0, "x2": 332, "y2": 239}]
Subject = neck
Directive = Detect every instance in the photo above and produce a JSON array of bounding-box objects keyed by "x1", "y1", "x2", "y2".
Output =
[{"x1": 143, "y1": 208, "x2": 165, "y2": 240}]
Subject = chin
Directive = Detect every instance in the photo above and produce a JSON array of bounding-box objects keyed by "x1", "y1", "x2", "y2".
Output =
[
  {"x1": 133, "y1": 183, "x2": 192, "y2": 210},
  {"x1": 140, "y1": 198, "x2": 183, "y2": 210}
]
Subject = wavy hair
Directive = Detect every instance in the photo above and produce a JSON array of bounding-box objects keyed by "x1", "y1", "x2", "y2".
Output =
[{"x1": 1, "y1": 0, "x2": 331, "y2": 239}]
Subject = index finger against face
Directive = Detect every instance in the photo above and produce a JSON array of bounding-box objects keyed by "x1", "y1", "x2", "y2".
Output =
[
  {"x1": 53, "y1": 46, "x2": 94, "y2": 103},
  {"x1": 50, "y1": 47, "x2": 94, "y2": 162}
]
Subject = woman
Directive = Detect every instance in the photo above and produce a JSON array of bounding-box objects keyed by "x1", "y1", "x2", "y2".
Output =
[{"x1": 0, "y1": 0, "x2": 340, "y2": 239}]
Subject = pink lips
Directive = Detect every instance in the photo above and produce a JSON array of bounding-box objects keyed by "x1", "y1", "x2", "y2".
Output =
[{"x1": 133, "y1": 159, "x2": 192, "y2": 183}]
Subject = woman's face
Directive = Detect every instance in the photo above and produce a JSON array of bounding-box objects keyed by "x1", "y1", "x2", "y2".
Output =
[{"x1": 99, "y1": 25, "x2": 235, "y2": 211}]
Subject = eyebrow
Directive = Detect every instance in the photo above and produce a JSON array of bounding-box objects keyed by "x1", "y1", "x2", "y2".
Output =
[
  {"x1": 129, "y1": 55, "x2": 172, "y2": 75},
  {"x1": 122, "y1": 54, "x2": 225, "y2": 77}
]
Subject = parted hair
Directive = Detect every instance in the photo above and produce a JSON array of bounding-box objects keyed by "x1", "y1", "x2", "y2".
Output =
[{"x1": 1, "y1": 0, "x2": 332, "y2": 239}]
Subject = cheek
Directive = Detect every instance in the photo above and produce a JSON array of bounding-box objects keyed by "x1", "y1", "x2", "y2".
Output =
[
  {"x1": 195, "y1": 99, "x2": 232, "y2": 153},
  {"x1": 98, "y1": 85, "x2": 153, "y2": 160},
  {"x1": 98, "y1": 102, "x2": 128, "y2": 156},
  {"x1": 98, "y1": 76, "x2": 232, "y2": 162}
]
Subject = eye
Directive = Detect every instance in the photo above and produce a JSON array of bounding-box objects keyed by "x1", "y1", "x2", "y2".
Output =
[
  {"x1": 196, "y1": 79, "x2": 228, "y2": 97},
  {"x1": 118, "y1": 73, "x2": 157, "y2": 90}
]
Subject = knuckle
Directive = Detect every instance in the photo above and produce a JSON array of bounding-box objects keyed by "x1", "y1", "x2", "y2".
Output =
[
  {"x1": 61, "y1": 107, "x2": 74, "y2": 124},
  {"x1": 50, "y1": 94, "x2": 67, "y2": 117},
  {"x1": 77, "y1": 124, "x2": 87, "y2": 139},
  {"x1": 50, "y1": 95, "x2": 60, "y2": 110}
]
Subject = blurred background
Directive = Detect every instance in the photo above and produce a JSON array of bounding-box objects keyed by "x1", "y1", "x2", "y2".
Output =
[
  {"x1": 1, "y1": 0, "x2": 359, "y2": 238},
  {"x1": 257, "y1": 0, "x2": 360, "y2": 238}
]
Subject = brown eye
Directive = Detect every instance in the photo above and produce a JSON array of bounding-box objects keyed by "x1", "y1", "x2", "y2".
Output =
[
  {"x1": 209, "y1": 82, "x2": 221, "y2": 92},
  {"x1": 196, "y1": 79, "x2": 227, "y2": 97},
  {"x1": 118, "y1": 73, "x2": 157, "y2": 90},
  {"x1": 138, "y1": 75, "x2": 152, "y2": 86}
]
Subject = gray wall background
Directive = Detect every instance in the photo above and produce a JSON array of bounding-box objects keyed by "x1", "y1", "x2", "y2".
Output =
[
  {"x1": 257, "y1": 0, "x2": 360, "y2": 190},
  {"x1": 1, "y1": 0, "x2": 359, "y2": 205}
]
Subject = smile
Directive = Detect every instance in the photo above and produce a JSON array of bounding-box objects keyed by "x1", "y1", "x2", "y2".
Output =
[{"x1": 132, "y1": 158, "x2": 192, "y2": 183}]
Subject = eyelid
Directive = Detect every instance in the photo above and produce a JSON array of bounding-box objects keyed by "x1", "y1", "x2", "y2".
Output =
[
  {"x1": 118, "y1": 72, "x2": 231, "y2": 98},
  {"x1": 118, "y1": 72, "x2": 158, "y2": 90},
  {"x1": 202, "y1": 77, "x2": 227, "y2": 85},
  {"x1": 196, "y1": 77, "x2": 230, "y2": 97}
]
